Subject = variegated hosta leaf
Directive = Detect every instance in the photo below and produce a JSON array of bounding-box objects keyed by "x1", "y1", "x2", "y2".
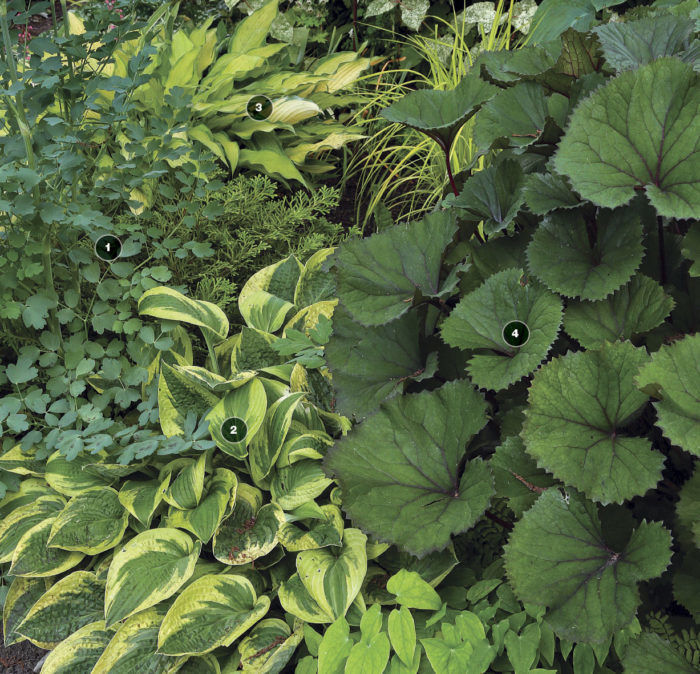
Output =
[
  {"x1": 0, "y1": 494, "x2": 65, "y2": 563},
  {"x1": 239, "y1": 255, "x2": 303, "y2": 314},
  {"x1": 213, "y1": 484, "x2": 284, "y2": 565},
  {"x1": 40, "y1": 620, "x2": 113, "y2": 674},
  {"x1": 163, "y1": 453, "x2": 207, "y2": 510},
  {"x1": 0, "y1": 477, "x2": 57, "y2": 519},
  {"x1": 2, "y1": 577, "x2": 51, "y2": 646},
  {"x1": 284, "y1": 300, "x2": 337, "y2": 336},
  {"x1": 276, "y1": 427, "x2": 331, "y2": 467},
  {"x1": 294, "y1": 248, "x2": 337, "y2": 307},
  {"x1": 277, "y1": 572, "x2": 332, "y2": 624},
  {"x1": 166, "y1": 468, "x2": 237, "y2": 543},
  {"x1": 104, "y1": 528, "x2": 201, "y2": 627},
  {"x1": 271, "y1": 459, "x2": 333, "y2": 510},
  {"x1": 238, "y1": 618, "x2": 304, "y2": 672},
  {"x1": 238, "y1": 290, "x2": 294, "y2": 333},
  {"x1": 118, "y1": 475, "x2": 170, "y2": 528},
  {"x1": 47, "y1": 487, "x2": 128, "y2": 554},
  {"x1": 45, "y1": 451, "x2": 113, "y2": 496},
  {"x1": 0, "y1": 444, "x2": 46, "y2": 476},
  {"x1": 15, "y1": 571, "x2": 104, "y2": 648},
  {"x1": 522, "y1": 342, "x2": 664, "y2": 504},
  {"x1": 10, "y1": 517, "x2": 84, "y2": 578},
  {"x1": 278, "y1": 504, "x2": 343, "y2": 551},
  {"x1": 93, "y1": 605, "x2": 188, "y2": 673},
  {"x1": 157, "y1": 574, "x2": 270, "y2": 655},
  {"x1": 231, "y1": 327, "x2": 286, "y2": 373}
]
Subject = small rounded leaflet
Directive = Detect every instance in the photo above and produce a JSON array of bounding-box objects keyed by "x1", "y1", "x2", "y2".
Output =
[
  {"x1": 221, "y1": 417, "x2": 247, "y2": 444},
  {"x1": 502, "y1": 320, "x2": 529, "y2": 348},
  {"x1": 94, "y1": 235, "x2": 122, "y2": 262},
  {"x1": 246, "y1": 95, "x2": 273, "y2": 121}
]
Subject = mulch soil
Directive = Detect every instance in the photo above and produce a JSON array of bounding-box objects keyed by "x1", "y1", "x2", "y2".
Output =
[{"x1": 0, "y1": 627, "x2": 46, "y2": 674}]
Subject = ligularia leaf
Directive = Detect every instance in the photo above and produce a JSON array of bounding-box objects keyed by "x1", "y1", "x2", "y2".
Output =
[
  {"x1": 522, "y1": 342, "x2": 664, "y2": 504},
  {"x1": 324, "y1": 380, "x2": 494, "y2": 557},
  {"x1": 554, "y1": 58, "x2": 700, "y2": 219},
  {"x1": 504, "y1": 489, "x2": 672, "y2": 644}
]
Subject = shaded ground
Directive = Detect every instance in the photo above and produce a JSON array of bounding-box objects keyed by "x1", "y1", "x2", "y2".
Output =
[{"x1": 0, "y1": 627, "x2": 46, "y2": 674}]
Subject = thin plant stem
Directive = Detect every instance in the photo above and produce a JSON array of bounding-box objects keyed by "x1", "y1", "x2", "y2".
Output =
[{"x1": 657, "y1": 215, "x2": 667, "y2": 285}]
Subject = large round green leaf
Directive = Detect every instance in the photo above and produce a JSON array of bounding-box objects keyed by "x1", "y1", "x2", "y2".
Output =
[
  {"x1": 504, "y1": 489, "x2": 672, "y2": 643},
  {"x1": 40, "y1": 620, "x2": 113, "y2": 674},
  {"x1": 104, "y1": 528, "x2": 201, "y2": 627},
  {"x1": 325, "y1": 380, "x2": 494, "y2": 557},
  {"x1": 10, "y1": 517, "x2": 84, "y2": 577},
  {"x1": 522, "y1": 342, "x2": 664, "y2": 504},
  {"x1": 621, "y1": 631, "x2": 697, "y2": 673},
  {"x1": 440, "y1": 268, "x2": 562, "y2": 391},
  {"x1": 554, "y1": 58, "x2": 700, "y2": 218},
  {"x1": 636, "y1": 333, "x2": 700, "y2": 456},
  {"x1": 157, "y1": 574, "x2": 270, "y2": 655}
]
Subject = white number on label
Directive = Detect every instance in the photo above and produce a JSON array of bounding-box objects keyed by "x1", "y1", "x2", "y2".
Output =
[
  {"x1": 511, "y1": 329, "x2": 519, "y2": 338},
  {"x1": 230, "y1": 424, "x2": 237, "y2": 435},
  {"x1": 255, "y1": 103, "x2": 262, "y2": 112},
  {"x1": 105, "y1": 243, "x2": 111, "y2": 252}
]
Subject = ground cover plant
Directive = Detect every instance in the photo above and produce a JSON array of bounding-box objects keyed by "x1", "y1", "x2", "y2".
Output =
[{"x1": 0, "y1": 0, "x2": 699, "y2": 673}]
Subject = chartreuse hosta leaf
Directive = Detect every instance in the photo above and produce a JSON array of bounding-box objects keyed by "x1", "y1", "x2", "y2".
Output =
[
  {"x1": 280, "y1": 528, "x2": 367, "y2": 624},
  {"x1": 554, "y1": 58, "x2": 700, "y2": 219},
  {"x1": 387, "y1": 569, "x2": 442, "y2": 611},
  {"x1": 278, "y1": 504, "x2": 343, "y2": 551},
  {"x1": 47, "y1": 487, "x2": 128, "y2": 555},
  {"x1": 334, "y1": 210, "x2": 457, "y2": 325},
  {"x1": 527, "y1": 208, "x2": 644, "y2": 300},
  {"x1": 564, "y1": 274, "x2": 674, "y2": 349},
  {"x1": 157, "y1": 574, "x2": 270, "y2": 655},
  {"x1": 388, "y1": 605, "x2": 416, "y2": 667},
  {"x1": 622, "y1": 631, "x2": 696, "y2": 673},
  {"x1": 237, "y1": 618, "x2": 304, "y2": 672},
  {"x1": 10, "y1": 517, "x2": 84, "y2": 577},
  {"x1": 166, "y1": 468, "x2": 237, "y2": 543},
  {"x1": 104, "y1": 528, "x2": 201, "y2": 627},
  {"x1": 522, "y1": 342, "x2": 664, "y2": 504},
  {"x1": 325, "y1": 305, "x2": 423, "y2": 418},
  {"x1": 325, "y1": 381, "x2": 494, "y2": 557},
  {"x1": 138, "y1": 285, "x2": 229, "y2": 342},
  {"x1": 163, "y1": 453, "x2": 206, "y2": 510},
  {"x1": 504, "y1": 489, "x2": 672, "y2": 643},
  {"x1": 15, "y1": 571, "x2": 104, "y2": 648},
  {"x1": 207, "y1": 377, "x2": 267, "y2": 459},
  {"x1": 441, "y1": 268, "x2": 562, "y2": 391},
  {"x1": 40, "y1": 620, "x2": 113, "y2": 674},
  {"x1": 380, "y1": 70, "x2": 497, "y2": 151},
  {"x1": 93, "y1": 605, "x2": 187, "y2": 673},
  {"x1": 213, "y1": 483, "x2": 284, "y2": 565},
  {"x1": 3, "y1": 577, "x2": 51, "y2": 646},
  {"x1": 0, "y1": 494, "x2": 65, "y2": 563},
  {"x1": 636, "y1": 333, "x2": 700, "y2": 456},
  {"x1": 45, "y1": 451, "x2": 113, "y2": 496},
  {"x1": 118, "y1": 474, "x2": 170, "y2": 528}
]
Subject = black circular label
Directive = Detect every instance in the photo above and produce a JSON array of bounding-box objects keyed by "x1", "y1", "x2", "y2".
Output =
[
  {"x1": 221, "y1": 417, "x2": 248, "y2": 443},
  {"x1": 95, "y1": 235, "x2": 122, "y2": 262},
  {"x1": 502, "y1": 320, "x2": 530, "y2": 348},
  {"x1": 246, "y1": 95, "x2": 273, "y2": 121}
]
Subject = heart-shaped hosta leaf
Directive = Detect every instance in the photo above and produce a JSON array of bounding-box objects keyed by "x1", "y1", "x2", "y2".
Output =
[
  {"x1": 0, "y1": 445, "x2": 46, "y2": 476},
  {"x1": 3, "y1": 577, "x2": 51, "y2": 646},
  {"x1": 104, "y1": 528, "x2": 200, "y2": 627},
  {"x1": 10, "y1": 517, "x2": 84, "y2": 578},
  {"x1": 504, "y1": 489, "x2": 672, "y2": 644},
  {"x1": 118, "y1": 475, "x2": 170, "y2": 528},
  {"x1": 380, "y1": 71, "x2": 497, "y2": 150},
  {"x1": 47, "y1": 487, "x2": 128, "y2": 555},
  {"x1": 238, "y1": 290, "x2": 294, "y2": 333},
  {"x1": 238, "y1": 619, "x2": 304, "y2": 673},
  {"x1": 564, "y1": 274, "x2": 674, "y2": 349},
  {"x1": 0, "y1": 495, "x2": 65, "y2": 563},
  {"x1": 325, "y1": 305, "x2": 424, "y2": 418},
  {"x1": 621, "y1": 632, "x2": 697, "y2": 673},
  {"x1": 677, "y1": 470, "x2": 700, "y2": 547},
  {"x1": 157, "y1": 574, "x2": 270, "y2": 656},
  {"x1": 554, "y1": 58, "x2": 700, "y2": 218},
  {"x1": 40, "y1": 620, "x2": 113, "y2": 674},
  {"x1": 239, "y1": 254, "x2": 303, "y2": 310},
  {"x1": 522, "y1": 173, "x2": 580, "y2": 215},
  {"x1": 334, "y1": 210, "x2": 458, "y2": 325},
  {"x1": 491, "y1": 436, "x2": 558, "y2": 517},
  {"x1": 278, "y1": 573, "x2": 332, "y2": 624},
  {"x1": 93, "y1": 605, "x2": 187, "y2": 673},
  {"x1": 163, "y1": 454, "x2": 206, "y2": 511},
  {"x1": 522, "y1": 342, "x2": 664, "y2": 504},
  {"x1": 527, "y1": 208, "x2": 644, "y2": 300},
  {"x1": 16, "y1": 571, "x2": 104, "y2": 648},
  {"x1": 295, "y1": 248, "x2": 337, "y2": 307},
  {"x1": 230, "y1": 327, "x2": 286, "y2": 373},
  {"x1": 636, "y1": 333, "x2": 700, "y2": 456},
  {"x1": 166, "y1": 468, "x2": 237, "y2": 543},
  {"x1": 325, "y1": 380, "x2": 494, "y2": 557},
  {"x1": 682, "y1": 227, "x2": 700, "y2": 277},
  {"x1": 446, "y1": 159, "x2": 525, "y2": 236},
  {"x1": 440, "y1": 268, "x2": 563, "y2": 391},
  {"x1": 212, "y1": 484, "x2": 284, "y2": 565},
  {"x1": 271, "y1": 460, "x2": 334, "y2": 510},
  {"x1": 593, "y1": 15, "x2": 697, "y2": 72},
  {"x1": 278, "y1": 504, "x2": 343, "y2": 551},
  {"x1": 45, "y1": 451, "x2": 113, "y2": 496}
]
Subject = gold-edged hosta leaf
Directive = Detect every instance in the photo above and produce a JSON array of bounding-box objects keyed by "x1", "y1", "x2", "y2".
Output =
[
  {"x1": 207, "y1": 378, "x2": 268, "y2": 459},
  {"x1": 238, "y1": 618, "x2": 304, "y2": 673},
  {"x1": 3, "y1": 577, "x2": 51, "y2": 646},
  {"x1": 283, "y1": 300, "x2": 337, "y2": 336},
  {"x1": 104, "y1": 528, "x2": 201, "y2": 627},
  {"x1": 231, "y1": 327, "x2": 286, "y2": 374},
  {"x1": 278, "y1": 572, "x2": 333, "y2": 624},
  {"x1": 276, "y1": 428, "x2": 331, "y2": 467},
  {"x1": 0, "y1": 477, "x2": 57, "y2": 519},
  {"x1": 47, "y1": 487, "x2": 128, "y2": 554},
  {"x1": 138, "y1": 286, "x2": 229, "y2": 342},
  {"x1": 10, "y1": 517, "x2": 84, "y2": 577},
  {"x1": 239, "y1": 290, "x2": 294, "y2": 334},
  {"x1": 0, "y1": 495, "x2": 65, "y2": 563},
  {"x1": 166, "y1": 468, "x2": 237, "y2": 543},
  {"x1": 294, "y1": 248, "x2": 337, "y2": 307},
  {"x1": 40, "y1": 620, "x2": 113, "y2": 674},
  {"x1": 45, "y1": 451, "x2": 113, "y2": 496},
  {"x1": 0, "y1": 444, "x2": 46, "y2": 476},
  {"x1": 240, "y1": 255, "x2": 303, "y2": 311},
  {"x1": 278, "y1": 504, "x2": 343, "y2": 551},
  {"x1": 268, "y1": 96, "x2": 321, "y2": 124},
  {"x1": 118, "y1": 475, "x2": 170, "y2": 528},
  {"x1": 16, "y1": 571, "x2": 104, "y2": 648},
  {"x1": 93, "y1": 605, "x2": 187, "y2": 673},
  {"x1": 171, "y1": 365, "x2": 257, "y2": 393},
  {"x1": 270, "y1": 459, "x2": 333, "y2": 510},
  {"x1": 163, "y1": 453, "x2": 207, "y2": 510},
  {"x1": 158, "y1": 574, "x2": 270, "y2": 656},
  {"x1": 213, "y1": 485, "x2": 284, "y2": 566},
  {"x1": 176, "y1": 654, "x2": 221, "y2": 674},
  {"x1": 82, "y1": 462, "x2": 144, "y2": 481},
  {"x1": 286, "y1": 131, "x2": 366, "y2": 164}
]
